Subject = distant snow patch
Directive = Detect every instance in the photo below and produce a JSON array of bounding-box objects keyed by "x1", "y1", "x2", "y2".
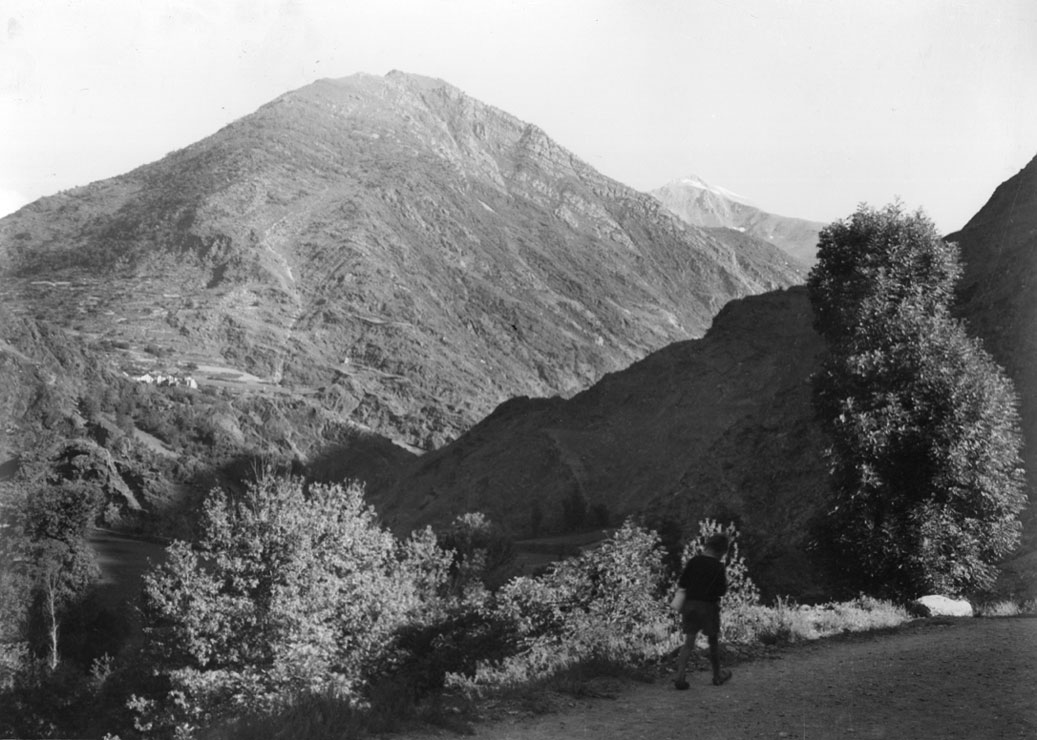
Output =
[{"x1": 676, "y1": 175, "x2": 756, "y2": 207}]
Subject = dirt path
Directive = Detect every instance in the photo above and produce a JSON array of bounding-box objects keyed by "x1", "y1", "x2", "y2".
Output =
[{"x1": 405, "y1": 617, "x2": 1037, "y2": 740}]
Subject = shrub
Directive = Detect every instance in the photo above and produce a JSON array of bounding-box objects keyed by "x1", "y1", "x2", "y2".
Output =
[
  {"x1": 135, "y1": 475, "x2": 430, "y2": 735},
  {"x1": 373, "y1": 608, "x2": 520, "y2": 703},
  {"x1": 438, "y1": 512, "x2": 516, "y2": 595},
  {"x1": 472, "y1": 520, "x2": 670, "y2": 686},
  {"x1": 681, "y1": 518, "x2": 761, "y2": 610}
]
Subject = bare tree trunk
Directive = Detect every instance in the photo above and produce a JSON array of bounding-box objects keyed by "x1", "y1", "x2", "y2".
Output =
[{"x1": 46, "y1": 574, "x2": 58, "y2": 671}]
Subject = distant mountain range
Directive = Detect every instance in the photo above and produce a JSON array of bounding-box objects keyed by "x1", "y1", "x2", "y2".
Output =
[
  {"x1": 0, "y1": 71, "x2": 805, "y2": 456},
  {"x1": 652, "y1": 175, "x2": 826, "y2": 265}
]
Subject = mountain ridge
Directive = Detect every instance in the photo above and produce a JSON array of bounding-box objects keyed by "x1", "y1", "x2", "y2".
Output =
[{"x1": 0, "y1": 71, "x2": 805, "y2": 458}]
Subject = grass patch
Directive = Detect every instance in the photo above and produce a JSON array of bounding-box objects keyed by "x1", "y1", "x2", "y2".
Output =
[
  {"x1": 974, "y1": 598, "x2": 1037, "y2": 618},
  {"x1": 724, "y1": 595, "x2": 910, "y2": 646}
]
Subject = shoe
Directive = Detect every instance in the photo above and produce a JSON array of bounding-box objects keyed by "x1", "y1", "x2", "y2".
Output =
[
  {"x1": 712, "y1": 670, "x2": 732, "y2": 686},
  {"x1": 673, "y1": 679, "x2": 690, "y2": 690}
]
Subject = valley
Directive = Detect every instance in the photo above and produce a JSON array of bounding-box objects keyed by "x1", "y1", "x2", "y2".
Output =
[{"x1": 0, "y1": 69, "x2": 1034, "y2": 740}]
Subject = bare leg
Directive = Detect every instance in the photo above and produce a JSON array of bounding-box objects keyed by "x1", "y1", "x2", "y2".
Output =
[
  {"x1": 708, "y1": 633, "x2": 720, "y2": 678},
  {"x1": 709, "y1": 633, "x2": 732, "y2": 685},
  {"x1": 675, "y1": 630, "x2": 698, "y2": 685}
]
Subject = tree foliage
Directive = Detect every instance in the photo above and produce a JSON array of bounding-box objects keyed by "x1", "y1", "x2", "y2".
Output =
[
  {"x1": 136, "y1": 475, "x2": 427, "y2": 732},
  {"x1": 18, "y1": 482, "x2": 101, "y2": 671},
  {"x1": 488, "y1": 520, "x2": 670, "y2": 681},
  {"x1": 439, "y1": 511, "x2": 517, "y2": 594},
  {"x1": 807, "y1": 203, "x2": 1027, "y2": 597}
]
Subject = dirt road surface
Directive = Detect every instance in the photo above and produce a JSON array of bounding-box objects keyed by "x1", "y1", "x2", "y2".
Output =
[{"x1": 405, "y1": 617, "x2": 1037, "y2": 740}]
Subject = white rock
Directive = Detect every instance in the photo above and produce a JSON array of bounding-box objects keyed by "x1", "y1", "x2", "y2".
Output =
[{"x1": 911, "y1": 594, "x2": 974, "y2": 617}]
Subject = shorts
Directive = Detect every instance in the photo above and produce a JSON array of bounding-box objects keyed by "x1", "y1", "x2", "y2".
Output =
[{"x1": 681, "y1": 599, "x2": 721, "y2": 637}]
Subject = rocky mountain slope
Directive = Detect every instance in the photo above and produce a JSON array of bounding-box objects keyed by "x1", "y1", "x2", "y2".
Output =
[
  {"x1": 0, "y1": 71, "x2": 804, "y2": 455},
  {"x1": 0, "y1": 297, "x2": 410, "y2": 536},
  {"x1": 652, "y1": 175, "x2": 825, "y2": 265}
]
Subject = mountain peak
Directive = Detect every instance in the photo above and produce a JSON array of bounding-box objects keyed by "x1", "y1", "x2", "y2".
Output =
[
  {"x1": 672, "y1": 174, "x2": 756, "y2": 207},
  {"x1": 384, "y1": 69, "x2": 454, "y2": 92},
  {"x1": 653, "y1": 176, "x2": 823, "y2": 265}
]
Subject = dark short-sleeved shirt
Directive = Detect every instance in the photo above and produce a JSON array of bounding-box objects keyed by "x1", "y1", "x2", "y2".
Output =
[{"x1": 677, "y1": 554, "x2": 727, "y2": 603}]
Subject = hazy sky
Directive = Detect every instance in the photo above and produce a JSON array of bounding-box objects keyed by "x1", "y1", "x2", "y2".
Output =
[{"x1": 2, "y1": 0, "x2": 1035, "y2": 233}]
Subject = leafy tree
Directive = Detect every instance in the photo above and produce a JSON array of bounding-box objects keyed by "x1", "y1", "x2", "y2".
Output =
[
  {"x1": 21, "y1": 482, "x2": 101, "y2": 670},
  {"x1": 439, "y1": 511, "x2": 516, "y2": 594},
  {"x1": 135, "y1": 474, "x2": 441, "y2": 734},
  {"x1": 0, "y1": 482, "x2": 30, "y2": 687},
  {"x1": 807, "y1": 203, "x2": 1027, "y2": 597}
]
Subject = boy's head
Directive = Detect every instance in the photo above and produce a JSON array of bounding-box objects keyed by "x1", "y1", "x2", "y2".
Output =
[{"x1": 704, "y1": 533, "x2": 730, "y2": 557}]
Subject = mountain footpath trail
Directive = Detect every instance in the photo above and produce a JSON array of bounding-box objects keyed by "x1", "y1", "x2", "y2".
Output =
[{"x1": 402, "y1": 617, "x2": 1037, "y2": 740}]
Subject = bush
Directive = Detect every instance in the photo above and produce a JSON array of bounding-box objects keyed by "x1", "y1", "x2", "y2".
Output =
[
  {"x1": 136, "y1": 474, "x2": 433, "y2": 735},
  {"x1": 471, "y1": 520, "x2": 670, "y2": 686},
  {"x1": 373, "y1": 608, "x2": 520, "y2": 703},
  {"x1": 0, "y1": 662, "x2": 100, "y2": 738},
  {"x1": 681, "y1": 518, "x2": 760, "y2": 610},
  {"x1": 438, "y1": 511, "x2": 516, "y2": 595}
]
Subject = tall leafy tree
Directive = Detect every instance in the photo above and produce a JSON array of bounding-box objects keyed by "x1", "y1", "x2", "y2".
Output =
[
  {"x1": 807, "y1": 203, "x2": 1026, "y2": 597},
  {"x1": 22, "y1": 482, "x2": 100, "y2": 670}
]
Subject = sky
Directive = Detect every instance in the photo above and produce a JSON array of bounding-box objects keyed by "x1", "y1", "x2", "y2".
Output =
[{"x1": 1, "y1": 0, "x2": 1035, "y2": 233}]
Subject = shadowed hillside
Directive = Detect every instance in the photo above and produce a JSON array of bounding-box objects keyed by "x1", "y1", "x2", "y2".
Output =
[
  {"x1": 949, "y1": 154, "x2": 1037, "y2": 594},
  {"x1": 375, "y1": 286, "x2": 829, "y2": 597},
  {"x1": 950, "y1": 154, "x2": 1037, "y2": 506}
]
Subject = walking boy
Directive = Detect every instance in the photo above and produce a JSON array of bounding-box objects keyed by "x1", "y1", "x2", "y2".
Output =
[{"x1": 674, "y1": 533, "x2": 732, "y2": 689}]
